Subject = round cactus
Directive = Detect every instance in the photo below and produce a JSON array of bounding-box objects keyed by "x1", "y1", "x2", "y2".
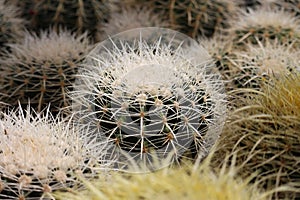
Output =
[
  {"x1": 0, "y1": 28, "x2": 92, "y2": 116},
  {"x1": 231, "y1": 41, "x2": 300, "y2": 89},
  {"x1": 99, "y1": 4, "x2": 168, "y2": 40},
  {"x1": 10, "y1": 0, "x2": 109, "y2": 42},
  {"x1": 0, "y1": 0, "x2": 25, "y2": 52},
  {"x1": 72, "y1": 27, "x2": 227, "y2": 172},
  {"x1": 122, "y1": 0, "x2": 238, "y2": 38},
  {"x1": 0, "y1": 105, "x2": 107, "y2": 199},
  {"x1": 229, "y1": 7, "x2": 300, "y2": 48},
  {"x1": 212, "y1": 72, "x2": 300, "y2": 199}
]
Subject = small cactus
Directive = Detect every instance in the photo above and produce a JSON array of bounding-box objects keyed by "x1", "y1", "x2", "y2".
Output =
[
  {"x1": 72, "y1": 28, "x2": 227, "y2": 172},
  {"x1": 231, "y1": 41, "x2": 300, "y2": 89},
  {"x1": 0, "y1": 28, "x2": 92, "y2": 116},
  {"x1": 0, "y1": 0, "x2": 25, "y2": 52},
  {"x1": 0, "y1": 105, "x2": 107, "y2": 199},
  {"x1": 11, "y1": 0, "x2": 109, "y2": 42},
  {"x1": 229, "y1": 7, "x2": 300, "y2": 48}
]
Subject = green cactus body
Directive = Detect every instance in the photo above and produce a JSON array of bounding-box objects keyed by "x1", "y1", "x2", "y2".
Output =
[
  {"x1": 13, "y1": 0, "x2": 109, "y2": 41},
  {"x1": 0, "y1": 29, "x2": 92, "y2": 115}
]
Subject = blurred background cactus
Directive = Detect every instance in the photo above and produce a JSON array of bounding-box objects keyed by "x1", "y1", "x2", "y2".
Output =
[
  {"x1": 0, "y1": 0, "x2": 25, "y2": 52},
  {"x1": 9, "y1": 0, "x2": 110, "y2": 42},
  {"x1": 0, "y1": 105, "x2": 107, "y2": 199},
  {"x1": 0, "y1": 28, "x2": 92, "y2": 115}
]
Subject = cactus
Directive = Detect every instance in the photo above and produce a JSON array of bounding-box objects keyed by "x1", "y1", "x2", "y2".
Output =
[
  {"x1": 231, "y1": 41, "x2": 300, "y2": 89},
  {"x1": 212, "y1": 72, "x2": 300, "y2": 199},
  {"x1": 229, "y1": 7, "x2": 300, "y2": 48},
  {"x1": 199, "y1": 35, "x2": 237, "y2": 90},
  {"x1": 123, "y1": 0, "x2": 238, "y2": 38},
  {"x1": 55, "y1": 152, "x2": 273, "y2": 200},
  {"x1": 0, "y1": 105, "x2": 107, "y2": 199},
  {"x1": 0, "y1": 0, "x2": 25, "y2": 52},
  {"x1": 10, "y1": 0, "x2": 109, "y2": 42},
  {"x1": 72, "y1": 28, "x2": 227, "y2": 172},
  {"x1": 0, "y1": 28, "x2": 92, "y2": 116},
  {"x1": 99, "y1": 4, "x2": 168, "y2": 40}
]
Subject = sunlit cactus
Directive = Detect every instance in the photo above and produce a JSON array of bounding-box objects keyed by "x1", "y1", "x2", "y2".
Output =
[
  {"x1": 72, "y1": 28, "x2": 227, "y2": 172},
  {"x1": 0, "y1": 105, "x2": 107, "y2": 199}
]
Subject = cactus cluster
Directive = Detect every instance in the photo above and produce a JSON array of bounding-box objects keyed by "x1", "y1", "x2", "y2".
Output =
[
  {"x1": 0, "y1": 105, "x2": 107, "y2": 199},
  {"x1": 72, "y1": 28, "x2": 227, "y2": 171},
  {"x1": 0, "y1": 28, "x2": 92, "y2": 116},
  {"x1": 10, "y1": 0, "x2": 109, "y2": 42},
  {"x1": 0, "y1": 0, "x2": 25, "y2": 52}
]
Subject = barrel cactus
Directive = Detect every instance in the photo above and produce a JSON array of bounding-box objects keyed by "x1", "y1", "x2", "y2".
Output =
[
  {"x1": 0, "y1": 28, "x2": 92, "y2": 116},
  {"x1": 72, "y1": 27, "x2": 227, "y2": 172},
  {"x1": 0, "y1": 105, "x2": 107, "y2": 199}
]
